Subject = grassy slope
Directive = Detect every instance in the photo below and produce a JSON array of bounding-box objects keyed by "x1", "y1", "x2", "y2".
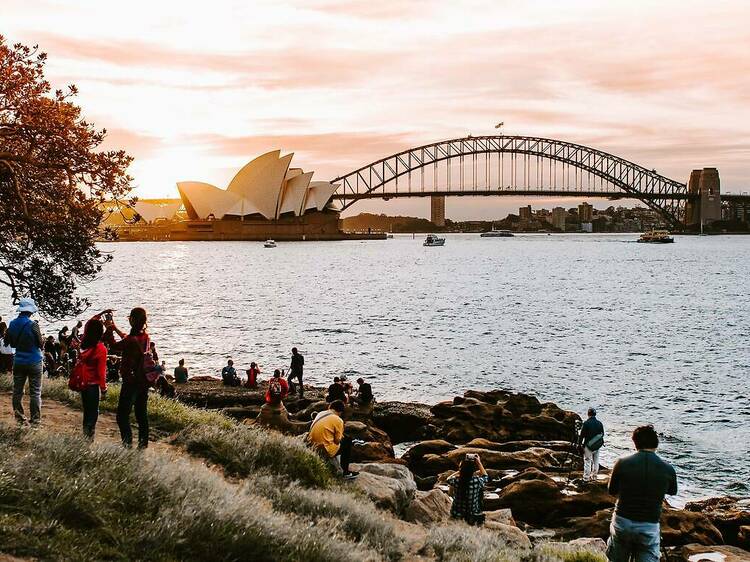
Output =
[{"x1": 0, "y1": 377, "x2": 606, "y2": 562}]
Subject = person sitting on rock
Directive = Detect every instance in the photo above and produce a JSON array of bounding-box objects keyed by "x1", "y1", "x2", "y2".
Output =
[
  {"x1": 221, "y1": 359, "x2": 241, "y2": 387},
  {"x1": 307, "y1": 400, "x2": 358, "y2": 479},
  {"x1": 264, "y1": 369, "x2": 289, "y2": 405},
  {"x1": 326, "y1": 376, "x2": 347, "y2": 403},
  {"x1": 578, "y1": 407, "x2": 604, "y2": 482},
  {"x1": 353, "y1": 377, "x2": 374, "y2": 407},
  {"x1": 245, "y1": 362, "x2": 260, "y2": 389},
  {"x1": 607, "y1": 425, "x2": 677, "y2": 562},
  {"x1": 174, "y1": 358, "x2": 188, "y2": 384},
  {"x1": 447, "y1": 454, "x2": 488, "y2": 526}
]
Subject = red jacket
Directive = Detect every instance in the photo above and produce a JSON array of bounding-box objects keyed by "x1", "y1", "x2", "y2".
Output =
[
  {"x1": 79, "y1": 342, "x2": 107, "y2": 391},
  {"x1": 265, "y1": 377, "x2": 289, "y2": 404}
]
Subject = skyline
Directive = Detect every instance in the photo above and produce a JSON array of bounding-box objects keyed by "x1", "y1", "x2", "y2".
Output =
[{"x1": 3, "y1": 0, "x2": 750, "y2": 219}]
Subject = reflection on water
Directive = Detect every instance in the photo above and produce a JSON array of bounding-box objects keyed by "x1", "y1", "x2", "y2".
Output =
[{"x1": 5, "y1": 233, "x2": 749, "y2": 501}]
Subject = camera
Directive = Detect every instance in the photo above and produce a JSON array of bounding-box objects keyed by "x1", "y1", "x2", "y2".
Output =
[{"x1": 465, "y1": 453, "x2": 478, "y2": 461}]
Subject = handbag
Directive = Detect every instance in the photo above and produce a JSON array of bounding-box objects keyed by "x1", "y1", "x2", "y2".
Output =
[{"x1": 586, "y1": 433, "x2": 604, "y2": 451}]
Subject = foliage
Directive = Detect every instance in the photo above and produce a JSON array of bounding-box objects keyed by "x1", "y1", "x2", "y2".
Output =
[
  {"x1": 175, "y1": 423, "x2": 333, "y2": 488},
  {"x1": 0, "y1": 425, "x2": 380, "y2": 561},
  {"x1": 0, "y1": 36, "x2": 132, "y2": 317}
]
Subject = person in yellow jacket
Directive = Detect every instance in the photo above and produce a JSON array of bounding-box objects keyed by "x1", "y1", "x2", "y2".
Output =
[{"x1": 308, "y1": 400, "x2": 359, "y2": 479}]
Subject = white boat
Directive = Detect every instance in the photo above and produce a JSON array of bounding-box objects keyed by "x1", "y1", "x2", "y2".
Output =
[
  {"x1": 423, "y1": 234, "x2": 446, "y2": 247},
  {"x1": 637, "y1": 230, "x2": 674, "y2": 244},
  {"x1": 263, "y1": 239, "x2": 277, "y2": 248},
  {"x1": 480, "y1": 228, "x2": 514, "y2": 238}
]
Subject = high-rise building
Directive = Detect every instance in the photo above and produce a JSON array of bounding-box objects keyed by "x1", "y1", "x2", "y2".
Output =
[
  {"x1": 519, "y1": 205, "x2": 532, "y2": 221},
  {"x1": 430, "y1": 195, "x2": 446, "y2": 227},
  {"x1": 578, "y1": 202, "x2": 593, "y2": 223},
  {"x1": 551, "y1": 207, "x2": 567, "y2": 230}
]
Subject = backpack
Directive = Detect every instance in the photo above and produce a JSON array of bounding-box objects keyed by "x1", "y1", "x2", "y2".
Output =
[
  {"x1": 586, "y1": 433, "x2": 605, "y2": 452},
  {"x1": 269, "y1": 378, "x2": 283, "y2": 399}
]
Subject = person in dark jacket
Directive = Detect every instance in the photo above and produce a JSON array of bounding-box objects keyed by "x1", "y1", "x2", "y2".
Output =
[
  {"x1": 354, "y1": 377, "x2": 374, "y2": 406},
  {"x1": 578, "y1": 407, "x2": 605, "y2": 481},
  {"x1": 108, "y1": 307, "x2": 151, "y2": 449},
  {"x1": 287, "y1": 347, "x2": 304, "y2": 397},
  {"x1": 607, "y1": 425, "x2": 677, "y2": 562},
  {"x1": 326, "y1": 376, "x2": 347, "y2": 403},
  {"x1": 4, "y1": 298, "x2": 44, "y2": 426}
]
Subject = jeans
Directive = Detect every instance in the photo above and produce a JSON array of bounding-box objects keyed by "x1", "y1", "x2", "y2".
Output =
[
  {"x1": 287, "y1": 371, "x2": 303, "y2": 396},
  {"x1": 584, "y1": 447, "x2": 600, "y2": 480},
  {"x1": 81, "y1": 385, "x2": 100, "y2": 440},
  {"x1": 338, "y1": 435, "x2": 352, "y2": 473},
  {"x1": 607, "y1": 514, "x2": 661, "y2": 562},
  {"x1": 116, "y1": 382, "x2": 149, "y2": 448},
  {"x1": 12, "y1": 362, "x2": 43, "y2": 425}
]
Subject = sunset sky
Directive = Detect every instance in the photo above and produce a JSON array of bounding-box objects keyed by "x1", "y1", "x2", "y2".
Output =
[{"x1": 4, "y1": 0, "x2": 750, "y2": 218}]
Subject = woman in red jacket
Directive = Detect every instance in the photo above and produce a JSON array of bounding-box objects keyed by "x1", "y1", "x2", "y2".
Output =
[{"x1": 78, "y1": 317, "x2": 107, "y2": 440}]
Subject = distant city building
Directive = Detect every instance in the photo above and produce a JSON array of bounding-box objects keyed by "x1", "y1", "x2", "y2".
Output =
[
  {"x1": 519, "y1": 205, "x2": 532, "y2": 221},
  {"x1": 581, "y1": 222, "x2": 593, "y2": 233},
  {"x1": 578, "y1": 202, "x2": 594, "y2": 223},
  {"x1": 551, "y1": 207, "x2": 567, "y2": 230},
  {"x1": 431, "y1": 195, "x2": 446, "y2": 227}
]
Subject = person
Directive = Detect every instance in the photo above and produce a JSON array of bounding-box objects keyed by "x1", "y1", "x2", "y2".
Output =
[
  {"x1": 150, "y1": 341, "x2": 159, "y2": 363},
  {"x1": 287, "y1": 347, "x2": 304, "y2": 397},
  {"x1": 106, "y1": 356, "x2": 120, "y2": 383},
  {"x1": 340, "y1": 375, "x2": 354, "y2": 398},
  {"x1": 245, "y1": 361, "x2": 260, "y2": 389},
  {"x1": 307, "y1": 400, "x2": 358, "y2": 479},
  {"x1": 43, "y1": 335, "x2": 57, "y2": 376},
  {"x1": 4, "y1": 298, "x2": 44, "y2": 426},
  {"x1": 579, "y1": 407, "x2": 605, "y2": 482},
  {"x1": 447, "y1": 454, "x2": 489, "y2": 525},
  {"x1": 607, "y1": 425, "x2": 678, "y2": 562},
  {"x1": 326, "y1": 376, "x2": 347, "y2": 403},
  {"x1": 264, "y1": 369, "x2": 289, "y2": 405},
  {"x1": 0, "y1": 321, "x2": 14, "y2": 374},
  {"x1": 70, "y1": 320, "x2": 83, "y2": 343},
  {"x1": 174, "y1": 358, "x2": 189, "y2": 383},
  {"x1": 77, "y1": 317, "x2": 108, "y2": 440},
  {"x1": 221, "y1": 359, "x2": 240, "y2": 386},
  {"x1": 155, "y1": 375, "x2": 176, "y2": 398},
  {"x1": 109, "y1": 307, "x2": 151, "y2": 449},
  {"x1": 354, "y1": 377, "x2": 374, "y2": 406},
  {"x1": 57, "y1": 325, "x2": 69, "y2": 345}
]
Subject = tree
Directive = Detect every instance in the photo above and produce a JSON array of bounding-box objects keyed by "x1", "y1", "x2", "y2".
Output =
[{"x1": 0, "y1": 36, "x2": 132, "y2": 318}]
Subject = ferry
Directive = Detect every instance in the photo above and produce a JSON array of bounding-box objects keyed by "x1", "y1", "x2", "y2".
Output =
[
  {"x1": 637, "y1": 230, "x2": 674, "y2": 244},
  {"x1": 480, "y1": 228, "x2": 514, "y2": 238},
  {"x1": 423, "y1": 234, "x2": 446, "y2": 247},
  {"x1": 263, "y1": 239, "x2": 277, "y2": 248}
]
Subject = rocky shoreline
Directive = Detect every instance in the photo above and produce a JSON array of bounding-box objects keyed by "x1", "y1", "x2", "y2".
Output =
[{"x1": 174, "y1": 380, "x2": 750, "y2": 560}]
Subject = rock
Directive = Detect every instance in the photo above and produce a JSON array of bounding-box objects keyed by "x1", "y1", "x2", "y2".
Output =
[
  {"x1": 485, "y1": 508, "x2": 516, "y2": 527},
  {"x1": 740, "y1": 527, "x2": 750, "y2": 550},
  {"x1": 465, "y1": 437, "x2": 574, "y2": 453},
  {"x1": 496, "y1": 467, "x2": 558, "y2": 489},
  {"x1": 352, "y1": 441, "x2": 396, "y2": 463},
  {"x1": 678, "y1": 544, "x2": 750, "y2": 562},
  {"x1": 484, "y1": 521, "x2": 532, "y2": 550},
  {"x1": 222, "y1": 406, "x2": 261, "y2": 421},
  {"x1": 253, "y1": 402, "x2": 307, "y2": 434},
  {"x1": 414, "y1": 446, "x2": 561, "y2": 478},
  {"x1": 568, "y1": 537, "x2": 607, "y2": 552},
  {"x1": 372, "y1": 401, "x2": 435, "y2": 443},
  {"x1": 554, "y1": 509, "x2": 613, "y2": 540},
  {"x1": 349, "y1": 462, "x2": 417, "y2": 515},
  {"x1": 404, "y1": 489, "x2": 452, "y2": 525},
  {"x1": 429, "y1": 390, "x2": 579, "y2": 444},
  {"x1": 661, "y1": 508, "x2": 724, "y2": 547},
  {"x1": 685, "y1": 497, "x2": 750, "y2": 547}
]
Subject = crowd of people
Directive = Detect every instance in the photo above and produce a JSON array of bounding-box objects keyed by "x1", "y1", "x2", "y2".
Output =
[{"x1": 2, "y1": 299, "x2": 679, "y2": 561}]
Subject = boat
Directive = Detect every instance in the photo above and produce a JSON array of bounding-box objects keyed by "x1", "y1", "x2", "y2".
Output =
[
  {"x1": 263, "y1": 239, "x2": 277, "y2": 248},
  {"x1": 423, "y1": 234, "x2": 446, "y2": 247},
  {"x1": 637, "y1": 230, "x2": 674, "y2": 244},
  {"x1": 480, "y1": 228, "x2": 514, "y2": 238}
]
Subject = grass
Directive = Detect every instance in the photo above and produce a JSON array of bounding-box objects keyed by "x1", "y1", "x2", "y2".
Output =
[
  {"x1": 0, "y1": 375, "x2": 234, "y2": 432},
  {"x1": 0, "y1": 424, "x2": 382, "y2": 561},
  {"x1": 175, "y1": 424, "x2": 333, "y2": 488}
]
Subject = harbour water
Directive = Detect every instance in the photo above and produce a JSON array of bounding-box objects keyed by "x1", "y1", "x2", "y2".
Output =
[{"x1": 6, "y1": 234, "x2": 749, "y2": 502}]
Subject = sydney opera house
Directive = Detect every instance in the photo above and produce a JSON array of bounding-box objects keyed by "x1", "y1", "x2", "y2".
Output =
[{"x1": 109, "y1": 150, "x2": 379, "y2": 241}]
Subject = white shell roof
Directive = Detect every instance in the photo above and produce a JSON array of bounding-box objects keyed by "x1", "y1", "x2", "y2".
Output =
[
  {"x1": 133, "y1": 201, "x2": 181, "y2": 223},
  {"x1": 278, "y1": 171, "x2": 313, "y2": 217}
]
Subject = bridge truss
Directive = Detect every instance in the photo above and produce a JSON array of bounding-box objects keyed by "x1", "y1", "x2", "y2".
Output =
[{"x1": 332, "y1": 136, "x2": 690, "y2": 228}]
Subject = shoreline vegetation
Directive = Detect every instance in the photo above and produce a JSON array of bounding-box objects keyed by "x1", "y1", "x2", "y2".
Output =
[{"x1": 0, "y1": 377, "x2": 748, "y2": 561}]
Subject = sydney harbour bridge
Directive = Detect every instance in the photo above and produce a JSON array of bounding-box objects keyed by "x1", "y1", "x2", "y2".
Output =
[{"x1": 331, "y1": 135, "x2": 748, "y2": 229}]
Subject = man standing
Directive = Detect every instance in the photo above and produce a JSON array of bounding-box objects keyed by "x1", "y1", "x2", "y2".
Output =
[
  {"x1": 308, "y1": 400, "x2": 358, "y2": 479},
  {"x1": 287, "y1": 347, "x2": 304, "y2": 398},
  {"x1": 4, "y1": 298, "x2": 44, "y2": 426},
  {"x1": 607, "y1": 425, "x2": 677, "y2": 562},
  {"x1": 578, "y1": 407, "x2": 604, "y2": 482}
]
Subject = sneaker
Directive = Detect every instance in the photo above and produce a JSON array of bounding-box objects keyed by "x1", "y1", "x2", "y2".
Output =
[{"x1": 343, "y1": 471, "x2": 360, "y2": 480}]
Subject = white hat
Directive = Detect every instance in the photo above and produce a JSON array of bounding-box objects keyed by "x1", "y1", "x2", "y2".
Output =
[{"x1": 17, "y1": 298, "x2": 38, "y2": 314}]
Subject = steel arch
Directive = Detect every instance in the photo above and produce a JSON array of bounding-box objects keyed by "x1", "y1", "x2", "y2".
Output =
[{"x1": 332, "y1": 136, "x2": 689, "y2": 227}]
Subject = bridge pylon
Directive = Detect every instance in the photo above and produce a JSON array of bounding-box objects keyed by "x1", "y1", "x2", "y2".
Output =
[
  {"x1": 431, "y1": 195, "x2": 446, "y2": 227},
  {"x1": 685, "y1": 168, "x2": 721, "y2": 226}
]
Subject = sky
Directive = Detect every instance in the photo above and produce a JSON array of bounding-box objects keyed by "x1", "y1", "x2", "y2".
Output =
[{"x1": 3, "y1": 0, "x2": 750, "y2": 219}]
